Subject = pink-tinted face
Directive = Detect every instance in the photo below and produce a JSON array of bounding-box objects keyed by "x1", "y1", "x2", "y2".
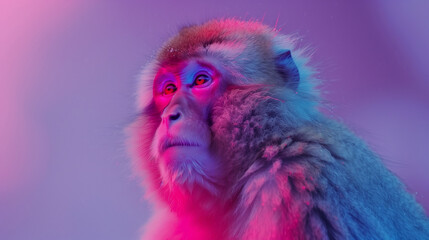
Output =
[
  {"x1": 153, "y1": 59, "x2": 222, "y2": 116},
  {"x1": 151, "y1": 58, "x2": 225, "y2": 190}
]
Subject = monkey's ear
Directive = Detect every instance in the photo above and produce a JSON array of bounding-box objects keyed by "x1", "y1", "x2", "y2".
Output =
[{"x1": 275, "y1": 50, "x2": 300, "y2": 90}]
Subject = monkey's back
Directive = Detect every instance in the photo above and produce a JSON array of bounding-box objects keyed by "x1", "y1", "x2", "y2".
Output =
[
  {"x1": 296, "y1": 117, "x2": 429, "y2": 239},
  {"x1": 211, "y1": 86, "x2": 429, "y2": 239}
]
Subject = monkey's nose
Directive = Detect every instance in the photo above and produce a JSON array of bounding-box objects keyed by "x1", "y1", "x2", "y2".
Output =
[{"x1": 162, "y1": 103, "x2": 184, "y2": 126}]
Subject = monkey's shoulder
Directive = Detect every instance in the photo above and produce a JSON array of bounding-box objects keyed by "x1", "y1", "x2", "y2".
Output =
[{"x1": 234, "y1": 119, "x2": 429, "y2": 239}]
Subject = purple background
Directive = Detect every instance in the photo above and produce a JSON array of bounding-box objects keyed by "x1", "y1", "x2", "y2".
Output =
[{"x1": 1, "y1": 1, "x2": 428, "y2": 239}]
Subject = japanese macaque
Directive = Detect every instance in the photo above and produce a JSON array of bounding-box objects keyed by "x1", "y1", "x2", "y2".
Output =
[{"x1": 127, "y1": 19, "x2": 429, "y2": 239}]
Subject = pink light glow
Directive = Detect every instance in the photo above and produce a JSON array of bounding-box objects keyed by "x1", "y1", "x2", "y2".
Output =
[{"x1": 0, "y1": 1, "x2": 428, "y2": 239}]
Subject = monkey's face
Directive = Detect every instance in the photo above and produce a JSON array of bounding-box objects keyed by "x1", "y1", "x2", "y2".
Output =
[
  {"x1": 150, "y1": 58, "x2": 225, "y2": 194},
  {"x1": 131, "y1": 19, "x2": 306, "y2": 209}
]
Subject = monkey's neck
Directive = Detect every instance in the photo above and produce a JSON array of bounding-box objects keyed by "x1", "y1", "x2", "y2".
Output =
[
  {"x1": 161, "y1": 179, "x2": 226, "y2": 213},
  {"x1": 161, "y1": 182, "x2": 232, "y2": 239}
]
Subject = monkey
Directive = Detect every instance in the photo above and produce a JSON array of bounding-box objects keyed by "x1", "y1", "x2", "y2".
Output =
[{"x1": 127, "y1": 19, "x2": 429, "y2": 239}]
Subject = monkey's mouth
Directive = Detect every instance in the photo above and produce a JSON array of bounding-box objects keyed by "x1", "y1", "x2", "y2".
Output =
[{"x1": 160, "y1": 138, "x2": 200, "y2": 153}]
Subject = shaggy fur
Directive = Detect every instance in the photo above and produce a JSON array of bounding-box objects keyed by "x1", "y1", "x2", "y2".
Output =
[
  {"x1": 128, "y1": 19, "x2": 429, "y2": 239},
  {"x1": 211, "y1": 86, "x2": 429, "y2": 239}
]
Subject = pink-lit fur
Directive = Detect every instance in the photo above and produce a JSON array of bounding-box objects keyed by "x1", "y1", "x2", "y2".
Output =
[{"x1": 127, "y1": 19, "x2": 429, "y2": 239}]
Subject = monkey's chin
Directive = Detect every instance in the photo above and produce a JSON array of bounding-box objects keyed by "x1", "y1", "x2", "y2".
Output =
[{"x1": 159, "y1": 146, "x2": 221, "y2": 196}]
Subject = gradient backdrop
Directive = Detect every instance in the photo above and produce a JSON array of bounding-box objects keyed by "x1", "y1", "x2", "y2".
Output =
[{"x1": 1, "y1": 0, "x2": 428, "y2": 239}]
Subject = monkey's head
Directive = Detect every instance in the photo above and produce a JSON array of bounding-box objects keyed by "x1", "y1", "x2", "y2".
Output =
[{"x1": 128, "y1": 19, "x2": 318, "y2": 212}]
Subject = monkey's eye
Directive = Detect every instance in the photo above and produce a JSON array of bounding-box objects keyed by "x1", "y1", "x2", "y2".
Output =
[
  {"x1": 163, "y1": 83, "x2": 177, "y2": 95},
  {"x1": 192, "y1": 73, "x2": 211, "y2": 87}
]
